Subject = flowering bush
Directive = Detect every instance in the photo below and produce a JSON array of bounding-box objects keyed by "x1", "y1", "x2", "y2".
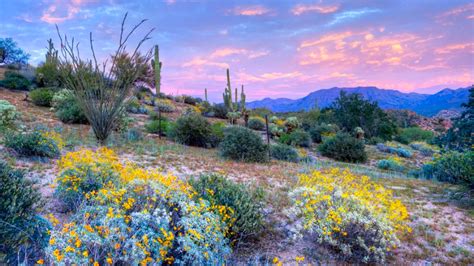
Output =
[
  {"x1": 287, "y1": 168, "x2": 411, "y2": 263},
  {"x1": 47, "y1": 148, "x2": 232, "y2": 265},
  {"x1": 4, "y1": 129, "x2": 64, "y2": 158},
  {"x1": 155, "y1": 98, "x2": 176, "y2": 113},
  {"x1": 0, "y1": 99, "x2": 19, "y2": 129}
]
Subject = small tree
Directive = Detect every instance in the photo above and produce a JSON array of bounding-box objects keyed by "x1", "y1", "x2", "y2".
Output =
[
  {"x1": 55, "y1": 13, "x2": 153, "y2": 144},
  {"x1": 0, "y1": 38, "x2": 30, "y2": 65}
]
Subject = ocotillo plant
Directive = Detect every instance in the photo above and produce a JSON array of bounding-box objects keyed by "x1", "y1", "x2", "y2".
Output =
[{"x1": 152, "y1": 45, "x2": 162, "y2": 97}]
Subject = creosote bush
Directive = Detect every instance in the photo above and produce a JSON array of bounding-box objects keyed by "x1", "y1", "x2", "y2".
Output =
[
  {"x1": 48, "y1": 148, "x2": 232, "y2": 265},
  {"x1": 421, "y1": 151, "x2": 473, "y2": 189},
  {"x1": 155, "y1": 98, "x2": 176, "y2": 113},
  {"x1": 191, "y1": 174, "x2": 265, "y2": 243},
  {"x1": 145, "y1": 118, "x2": 172, "y2": 135},
  {"x1": 377, "y1": 157, "x2": 404, "y2": 172},
  {"x1": 169, "y1": 113, "x2": 213, "y2": 147},
  {"x1": 270, "y1": 144, "x2": 299, "y2": 162},
  {"x1": 288, "y1": 168, "x2": 411, "y2": 263},
  {"x1": 30, "y1": 87, "x2": 55, "y2": 107},
  {"x1": 279, "y1": 129, "x2": 311, "y2": 147},
  {"x1": 0, "y1": 161, "x2": 50, "y2": 265},
  {"x1": 318, "y1": 132, "x2": 367, "y2": 163},
  {"x1": 219, "y1": 126, "x2": 268, "y2": 163},
  {"x1": 395, "y1": 127, "x2": 434, "y2": 144},
  {"x1": 5, "y1": 129, "x2": 64, "y2": 158},
  {"x1": 52, "y1": 89, "x2": 88, "y2": 124}
]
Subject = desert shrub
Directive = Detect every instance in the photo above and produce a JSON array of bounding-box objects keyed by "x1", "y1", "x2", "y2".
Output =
[
  {"x1": 0, "y1": 71, "x2": 31, "y2": 90},
  {"x1": 0, "y1": 161, "x2": 50, "y2": 265},
  {"x1": 288, "y1": 168, "x2": 411, "y2": 263},
  {"x1": 191, "y1": 174, "x2": 264, "y2": 243},
  {"x1": 377, "y1": 157, "x2": 404, "y2": 172},
  {"x1": 182, "y1": 95, "x2": 202, "y2": 105},
  {"x1": 219, "y1": 126, "x2": 268, "y2": 163},
  {"x1": 122, "y1": 127, "x2": 143, "y2": 142},
  {"x1": 29, "y1": 87, "x2": 55, "y2": 107},
  {"x1": 52, "y1": 89, "x2": 88, "y2": 124},
  {"x1": 183, "y1": 106, "x2": 201, "y2": 116},
  {"x1": 309, "y1": 123, "x2": 339, "y2": 143},
  {"x1": 4, "y1": 129, "x2": 64, "y2": 158},
  {"x1": 366, "y1": 136, "x2": 384, "y2": 145},
  {"x1": 47, "y1": 148, "x2": 231, "y2": 265},
  {"x1": 421, "y1": 151, "x2": 473, "y2": 188},
  {"x1": 270, "y1": 144, "x2": 299, "y2": 162},
  {"x1": 318, "y1": 132, "x2": 367, "y2": 163},
  {"x1": 248, "y1": 116, "x2": 266, "y2": 131},
  {"x1": 279, "y1": 129, "x2": 311, "y2": 147},
  {"x1": 395, "y1": 127, "x2": 434, "y2": 144},
  {"x1": 284, "y1": 116, "x2": 300, "y2": 132},
  {"x1": 208, "y1": 122, "x2": 226, "y2": 148},
  {"x1": 0, "y1": 99, "x2": 19, "y2": 129},
  {"x1": 155, "y1": 98, "x2": 176, "y2": 113},
  {"x1": 409, "y1": 141, "x2": 438, "y2": 156},
  {"x1": 145, "y1": 119, "x2": 172, "y2": 135},
  {"x1": 170, "y1": 113, "x2": 213, "y2": 147},
  {"x1": 126, "y1": 97, "x2": 148, "y2": 114},
  {"x1": 212, "y1": 103, "x2": 228, "y2": 119},
  {"x1": 376, "y1": 143, "x2": 412, "y2": 158}
]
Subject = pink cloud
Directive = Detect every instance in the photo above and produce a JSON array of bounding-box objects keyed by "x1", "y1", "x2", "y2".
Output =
[
  {"x1": 41, "y1": 0, "x2": 96, "y2": 24},
  {"x1": 182, "y1": 58, "x2": 229, "y2": 69},
  {"x1": 231, "y1": 5, "x2": 271, "y2": 16},
  {"x1": 291, "y1": 4, "x2": 339, "y2": 15}
]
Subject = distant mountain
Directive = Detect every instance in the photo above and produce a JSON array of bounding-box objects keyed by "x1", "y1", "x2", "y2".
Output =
[{"x1": 247, "y1": 86, "x2": 470, "y2": 117}]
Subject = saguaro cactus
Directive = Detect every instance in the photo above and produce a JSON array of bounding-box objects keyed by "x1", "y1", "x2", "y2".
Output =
[
  {"x1": 152, "y1": 45, "x2": 162, "y2": 97},
  {"x1": 45, "y1": 38, "x2": 58, "y2": 64},
  {"x1": 204, "y1": 88, "x2": 208, "y2": 102},
  {"x1": 223, "y1": 68, "x2": 234, "y2": 112}
]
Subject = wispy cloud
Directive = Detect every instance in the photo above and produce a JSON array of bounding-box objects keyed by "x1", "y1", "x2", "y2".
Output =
[
  {"x1": 231, "y1": 5, "x2": 272, "y2": 16},
  {"x1": 291, "y1": 3, "x2": 339, "y2": 15},
  {"x1": 41, "y1": 0, "x2": 97, "y2": 24},
  {"x1": 327, "y1": 8, "x2": 382, "y2": 26}
]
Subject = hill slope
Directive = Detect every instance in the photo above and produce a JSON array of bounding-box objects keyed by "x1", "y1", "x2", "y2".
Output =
[{"x1": 247, "y1": 86, "x2": 469, "y2": 116}]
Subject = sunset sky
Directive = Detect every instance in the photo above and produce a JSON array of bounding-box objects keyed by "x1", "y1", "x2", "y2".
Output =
[{"x1": 1, "y1": 0, "x2": 473, "y2": 102}]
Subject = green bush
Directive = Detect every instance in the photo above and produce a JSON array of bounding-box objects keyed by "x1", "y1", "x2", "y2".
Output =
[
  {"x1": 191, "y1": 174, "x2": 264, "y2": 242},
  {"x1": 248, "y1": 116, "x2": 266, "y2": 131},
  {"x1": 270, "y1": 144, "x2": 299, "y2": 162},
  {"x1": 4, "y1": 130, "x2": 61, "y2": 158},
  {"x1": 318, "y1": 132, "x2": 367, "y2": 163},
  {"x1": 126, "y1": 97, "x2": 148, "y2": 114},
  {"x1": 219, "y1": 126, "x2": 268, "y2": 163},
  {"x1": 145, "y1": 119, "x2": 172, "y2": 135},
  {"x1": 284, "y1": 116, "x2": 300, "y2": 131},
  {"x1": 395, "y1": 127, "x2": 434, "y2": 144},
  {"x1": 0, "y1": 161, "x2": 50, "y2": 265},
  {"x1": 211, "y1": 103, "x2": 228, "y2": 119},
  {"x1": 377, "y1": 158, "x2": 404, "y2": 172},
  {"x1": 52, "y1": 89, "x2": 88, "y2": 124},
  {"x1": 0, "y1": 100, "x2": 19, "y2": 129},
  {"x1": 279, "y1": 129, "x2": 311, "y2": 147},
  {"x1": 170, "y1": 113, "x2": 213, "y2": 147},
  {"x1": 309, "y1": 123, "x2": 339, "y2": 143},
  {"x1": 421, "y1": 151, "x2": 473, "y2": 188},
  {"x1": 0, "y1": 71, "x2": 31, "y2": 90},
  {"x1": 122, "y1": 127, "x2": 143, "y2": 142},
  {"x1": 208, "y1": 122, "x2": 226, "y2": 148},
  {"x1": 29, "y1": 87, "x2": 55, "y2": 107}
]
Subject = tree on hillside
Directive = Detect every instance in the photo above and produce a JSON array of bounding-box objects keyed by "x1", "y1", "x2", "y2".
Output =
[
  {"x1": 56, "y1": 13, "x2": 154, "y2": 144},
  {"x1": 436, "y1": 85, "x2": 473, "y2": 151},
  {"x1": 0, "y1": 38, "x2": 30, "y2": 65},
  {"x1": 331, "y1": 91, "x2": 397, "y2": 140}
]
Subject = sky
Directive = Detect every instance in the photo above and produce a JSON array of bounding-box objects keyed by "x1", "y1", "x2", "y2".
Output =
[{"x1": 1, "y1": 0, "x2": 473, "y2": 102}]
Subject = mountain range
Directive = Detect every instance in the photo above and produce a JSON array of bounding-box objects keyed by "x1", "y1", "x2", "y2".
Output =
[{"x1": 247, "y1": 86, "x2": 470, "y2": 117}]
